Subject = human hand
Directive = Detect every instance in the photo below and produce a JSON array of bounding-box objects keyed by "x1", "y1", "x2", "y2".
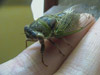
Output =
[{"x1": 0, "y1": 13, "x2": 97, "y2": 75}]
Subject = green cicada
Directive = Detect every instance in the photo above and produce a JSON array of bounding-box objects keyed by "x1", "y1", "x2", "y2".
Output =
[{"x1": 24, "y1": 9, "x2": 87, "y2": 66}]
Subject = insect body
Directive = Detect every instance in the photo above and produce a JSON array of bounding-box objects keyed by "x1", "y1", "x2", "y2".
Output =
[{"x1": 24, "y1": 10, "x2": 84, "y2": 66}]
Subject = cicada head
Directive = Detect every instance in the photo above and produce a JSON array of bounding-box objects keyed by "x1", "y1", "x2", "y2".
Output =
[
  {"x1": 24, "y1": 25, "x2": 44, "y2": 41},
  {"x1": 24, "y1": 25, "x2": 37, "y2": 41},
  {"x1": 24, "y1": 25, "x2": 45, "y2": 47}
]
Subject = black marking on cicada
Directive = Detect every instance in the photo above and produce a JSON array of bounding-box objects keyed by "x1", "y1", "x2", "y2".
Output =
[{"x1": 24, "y1": 10, "x2": 85, "y2": 67}]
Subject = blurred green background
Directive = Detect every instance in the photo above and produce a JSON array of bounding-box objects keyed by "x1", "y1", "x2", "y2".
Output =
[{"x1": 0, "y1": 0, "x2": 33, "y2": 64}]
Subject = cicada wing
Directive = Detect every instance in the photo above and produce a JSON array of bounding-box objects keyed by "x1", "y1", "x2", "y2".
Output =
[{"x1": 54, "y1": 10, "x2": 81, "y2": 38}]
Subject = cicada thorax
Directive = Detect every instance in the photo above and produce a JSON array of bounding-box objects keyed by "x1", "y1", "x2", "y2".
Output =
[
  {"x1": 29, "y1": 15, "x2": 57, "y2": 38},
  {"x1": 54, "y1": 11, "x2": 80, "y2": 38}
]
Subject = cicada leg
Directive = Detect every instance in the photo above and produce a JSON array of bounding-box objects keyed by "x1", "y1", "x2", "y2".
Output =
[
  {"x1": 26, "y1": 40, "x2": 28, "y2": 48},
  {"x1": 48, "y1": 39, "x2": 65, "y2": 56},
  {"x1": 25, "y1": 39, "x2": 33, "y2": 48},
  {"x1": 38, "y1": 38, "x2": 48, "y2": 67}
]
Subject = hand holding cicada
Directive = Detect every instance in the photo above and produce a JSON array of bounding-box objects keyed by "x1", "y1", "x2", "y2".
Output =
[
  {"x1": 0, "y1": 13, "x2": 97, "y2": 75},
  {"x1": 24, "y1": 9, "x2": 94, "y2": 66}
]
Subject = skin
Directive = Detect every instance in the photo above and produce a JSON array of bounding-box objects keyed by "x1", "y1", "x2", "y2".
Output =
[{"x1": 0, "y1": 13, "x2": 99, "y2": 75}]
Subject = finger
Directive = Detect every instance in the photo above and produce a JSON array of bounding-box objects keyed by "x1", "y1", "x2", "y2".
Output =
[
  {"x1": 15, "y1": 14, "x2": 94, "y2": 74},
  {"x1": 54, "y1": 18, "x2": 100, "y2": 75},
  {"x1": 0, "y1": 14, "x2": 95, "y2": 75}
]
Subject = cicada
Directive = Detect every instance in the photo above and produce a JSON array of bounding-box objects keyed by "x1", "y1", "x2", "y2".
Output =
[{"x1": 24, "y1": 9, "x2": 87, "y2": 66}]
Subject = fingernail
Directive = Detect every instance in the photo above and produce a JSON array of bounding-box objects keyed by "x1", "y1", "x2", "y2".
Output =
[{"x1": 79, "y1": 13, "x2": 95, "y2": 27}]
